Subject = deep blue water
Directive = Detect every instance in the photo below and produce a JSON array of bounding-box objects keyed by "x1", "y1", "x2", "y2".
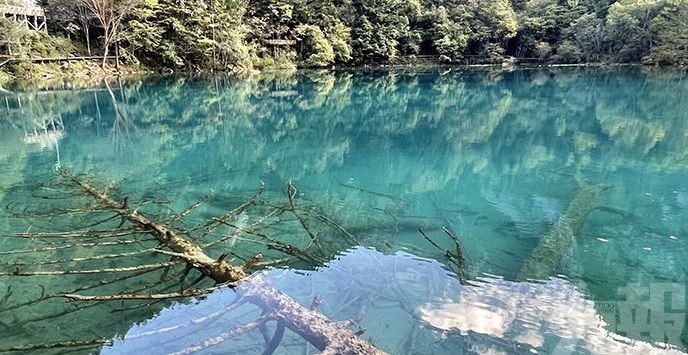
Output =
[{"x1": 0, "y1": 67, "x2": 687, "y2": 354}]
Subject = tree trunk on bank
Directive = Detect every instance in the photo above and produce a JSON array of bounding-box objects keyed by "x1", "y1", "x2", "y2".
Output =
[{"x1": 85, "y1": 26, "x2": 91, "y2": 56}]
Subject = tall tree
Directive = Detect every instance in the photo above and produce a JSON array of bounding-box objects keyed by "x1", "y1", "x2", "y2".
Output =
[
  {"x1": 349, "y1": 0, "x2": 419, "y2": 63},
  {"x1": 79, "y1": 0, "x2": 141, "y2": 67},
  {"x1": 466, "y1": 0, "x2": 518, "y2": 59},
  {"x1": 46, "y1": 0, "x2": 95, "y2": 55},
  {"x1": 418, "y1": 5, "x2": 470, "y2": 61}
]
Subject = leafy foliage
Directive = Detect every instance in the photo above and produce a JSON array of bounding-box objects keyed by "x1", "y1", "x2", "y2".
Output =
[
  {"x1": 122, "y1": 0, "x2": 250, "y2": 70},
  {"x1": 645, "y1": 0, "x2": 688, "y2": 64},
  {"x1": 0, "y1": 18, "x2": 78, "y2": 58},
  {"x1": 295, "y1": 24, "x2": 335, "y2": 67},
  {"x1": 2, "y1": 0, "x2": 687, "y2": 72},
  {"x1": 606, "y1": 0, "x2": 663, "y2": 62}
]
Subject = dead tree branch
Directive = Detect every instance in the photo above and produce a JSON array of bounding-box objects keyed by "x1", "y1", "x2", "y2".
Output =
[
  {"x1": 0, "y1": 339, "x2": 113, "y2": 353},
  {"x1": 14, "y1": 168, "x2": 385, "y2": 354},
  {"x1": 62, "y1": 286, "x2": 230, "y2": 301},
  {"x1": 1, "y1": 167, "x2": 383, "y2": 354},
  {"x1": 57, "y1": 168, "x2": 247, "y2": 283},
  {"x1": 419, "y1": 227, "x2": 468, "y2": 282},
  {"x1": 171, "y1": 314, "x2": 275, "y2": 355},
  {"x1": 0, "y1": 262, "x2": 176, "y2": 276}
]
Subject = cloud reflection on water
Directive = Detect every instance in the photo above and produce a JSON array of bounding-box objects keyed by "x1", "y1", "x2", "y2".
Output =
[{"x1": 105, "y1": 247, "x2": 685, "y2": 354}]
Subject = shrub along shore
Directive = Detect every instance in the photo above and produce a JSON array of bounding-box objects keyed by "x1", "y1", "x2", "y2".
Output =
[{"x1": 1, "y1": 0, "x2": 686, "y2": 88}]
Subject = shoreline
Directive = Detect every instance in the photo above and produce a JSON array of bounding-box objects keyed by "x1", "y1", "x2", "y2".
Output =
[{"x1": 2, "y1": 61, "x2": 685, "y2": 93}]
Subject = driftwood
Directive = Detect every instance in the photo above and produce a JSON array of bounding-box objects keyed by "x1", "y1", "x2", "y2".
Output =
[{"x1": 0, "y1": 168, "x2": 386, "y2": 354}]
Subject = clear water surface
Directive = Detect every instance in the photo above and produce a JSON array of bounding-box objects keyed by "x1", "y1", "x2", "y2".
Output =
[{"x1": 0, "y1": 67, "x2": 687, "y2": 354}]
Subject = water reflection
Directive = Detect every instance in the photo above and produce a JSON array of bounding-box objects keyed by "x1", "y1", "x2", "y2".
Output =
[
  {"x1": 1, "y1": 67, "x2": 687, "y2": 352},
  {"x1": 421, "y1": 277, "x2": 685, "y2": 354},
  {"x1": 104, "y1": 247, "x2": 684, "y2": 354},
  {"x1": 3, "y1": 68, "x2": 688, "y2": 178}
]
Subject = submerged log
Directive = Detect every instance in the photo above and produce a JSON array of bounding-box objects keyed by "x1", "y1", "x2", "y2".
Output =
[
  {"x1": 54, "y1": 169, "x2": 386, "y2": 354},
  {"x1": 239, "y1": 278, "x2": 386, "y2": 355},
  {"x1": 58, "y1": 169, "x2": 247, "y2": 283},
  {"x1": 517, "y1": 183, "x2": 605, "y2": 281}
]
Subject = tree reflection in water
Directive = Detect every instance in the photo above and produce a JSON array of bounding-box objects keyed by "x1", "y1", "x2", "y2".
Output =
[{"x1": 1, "y1": 67, "x2": 687, "y2": 352}]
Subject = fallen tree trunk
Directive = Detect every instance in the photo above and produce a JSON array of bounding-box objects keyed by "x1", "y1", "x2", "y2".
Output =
[
  {"x1": 517, "y1": 182, "x2": 604, "y2": 281},
  {"x1": 239, "y1": 277, "x2": 386, "y2": 355},
  {"x1": 56, "y1": 169, "x2": 386, "y2": 354},
  {"x1": 58, "y1": 169, "x2": 247, "y2": 283}
]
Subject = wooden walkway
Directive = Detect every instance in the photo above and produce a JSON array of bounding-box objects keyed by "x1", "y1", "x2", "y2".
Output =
[{"x1": 0, "y1": 56, "x2": 117, "y2": 68}]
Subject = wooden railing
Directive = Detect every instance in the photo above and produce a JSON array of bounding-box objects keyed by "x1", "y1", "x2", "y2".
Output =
[
  {"x1": 30, "y1": 56, "x2": 117, "y2": 63},
  {"x1": 0, "y1": 56, "x2": 118, "y2": 68},
  {"x1": 0, "y1": 4, "x2": 46, "y2": 17}
]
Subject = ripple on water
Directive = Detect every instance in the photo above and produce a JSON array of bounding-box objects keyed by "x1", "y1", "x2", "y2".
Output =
[{"x1": 104, "y1": 247, "x2": 685, "y2": 354}]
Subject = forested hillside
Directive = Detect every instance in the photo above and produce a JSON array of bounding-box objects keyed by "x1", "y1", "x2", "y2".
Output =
[{"x1": 2, "y1": 0, "x2": 687, "y2": 72}]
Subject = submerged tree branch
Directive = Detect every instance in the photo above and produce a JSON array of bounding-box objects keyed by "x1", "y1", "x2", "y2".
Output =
[
  {"x1": 0, "y1": 262, "x2": 176, "y2": 276},
  {"x1": 57, "y1": 168, "x2": 247, "y2": 283},
  {"x1": 419, "y1": 227, "x2": 468, "y2": 282},
  {"x1": 0, "y1": 338, "x2": 112, "y2": 353},
  {"x1": 2, "y1": 168, "x2": 383, "y2": 354},
  {"x1": 171, "y1": 314, "x2": 274, "y2": 355},
  {"x1": 62, "y1": 285, "x2": 232, "y2": 301}
]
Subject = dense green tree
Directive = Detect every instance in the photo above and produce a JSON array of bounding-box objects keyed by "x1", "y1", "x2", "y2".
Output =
[
  {"x1": 567, "y1": 13, "x2": 606, "y2": 62},
  {"x1": 248, "y1": 0, "x2": 294, "y2": 40},
  {"x1": 349, "y1": 0, "x2": 419, "y2": 63},
  {"x1": 606, "y1": 0, "x2": 664, "y2": 62},
  {"x1": 413, "y1": 4, "x2": 469, "y2": 60},
  {"x1": 4, "y1": 0, "x2": 688, "y2": 73},
  {"x1": 514, "y1": 0, "x2": 588, "y2": 59},
  {"x1": 123, "y1": 0, "x2": 250, "y2": 70},
  {"x1": 295, "y1": 24, "x2": 335, "y2": 67},
  {"x1": 0, "y1": 17, "x2": 77, "y2": 58},
  {"x1": 327, "y1": 22, "x2": 353, "y2": 62},
  {"x1": 645, "y1": 0, "x2": 688, "y2": 64},
  {"x1": 467, "y1": 0, "x2": 518, "y2": 45},
  {"x1": 294, "y1": 0, "x2": 351, "y2": 66}
]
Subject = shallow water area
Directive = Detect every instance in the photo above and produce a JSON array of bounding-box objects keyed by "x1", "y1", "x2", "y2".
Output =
[{"x1": 0, "y1": 67, "x2": 687, "y2": 354}]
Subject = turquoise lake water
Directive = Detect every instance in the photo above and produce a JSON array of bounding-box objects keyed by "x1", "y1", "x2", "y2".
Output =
[{"x1": 0, "y1": 67, "x2": 687, "y2": 354}]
